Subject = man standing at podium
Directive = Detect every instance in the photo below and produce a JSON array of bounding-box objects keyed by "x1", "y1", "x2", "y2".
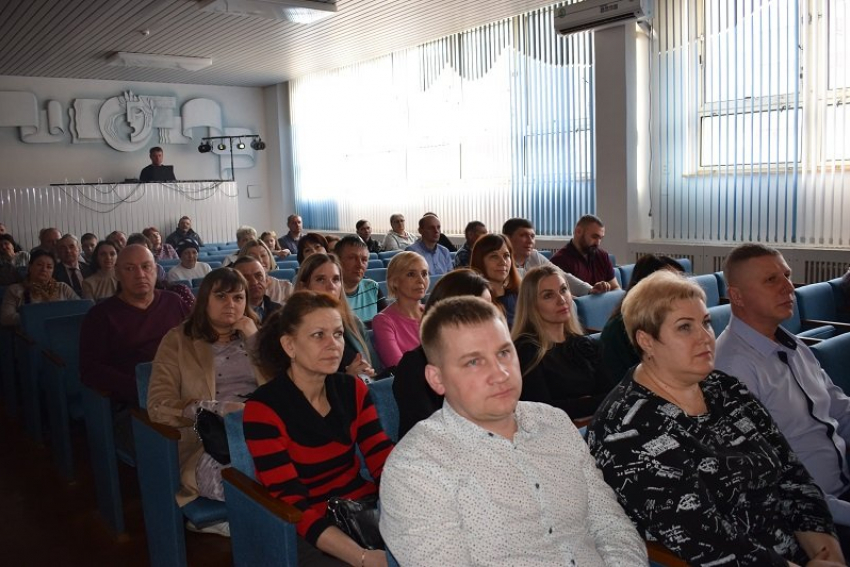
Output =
[{"x1": 140, "y1": 146, "x2": 176, "y2": 182}]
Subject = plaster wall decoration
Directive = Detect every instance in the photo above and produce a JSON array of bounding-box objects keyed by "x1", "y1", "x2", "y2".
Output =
[{"x1": 1, "y1": 89, "x2": 257, "y2": 176}]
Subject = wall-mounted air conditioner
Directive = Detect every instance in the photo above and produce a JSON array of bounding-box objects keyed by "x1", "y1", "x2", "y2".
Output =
[{"x1": 554, "y1": 0, "x2": 652, "y2": 35}]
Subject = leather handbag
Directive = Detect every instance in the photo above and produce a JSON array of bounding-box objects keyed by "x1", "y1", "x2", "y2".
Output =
[
  {"x1": 194, "y1": 408, "x2": 231, "y2": 465},
  {"x1": 326, "y1": 494, "x2": 385, "y2": 550}
]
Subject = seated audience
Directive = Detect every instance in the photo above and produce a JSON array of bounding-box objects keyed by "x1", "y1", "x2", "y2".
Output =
[
  {"x1": 148, "y1": 268, "x2": 264, "y2": 537},
  {"x1": 80, "y1": 244, "x2": 190, "y2": 404},
  {"x1": 588, "y1": 270, "x2": 841, "y2": 566},
  {"x1": 503, "y1": 217, "x2": 593, "y2": 295},
  {"x1": 239, "y1": 238, "x2": 292, "y2": 305},
  {"x1": 1, "y1": 250, "x2": 79, "y2": 327},
  {"x1": 379, "y1": 296, "x2": 647, "y2": 566},
  {"x1": 82, "y1": 240, "x2": 119, "y2": 300},
  {"x1": 405, "y1": 213, "x2": 452, "y2": 276},
  {"x1": 600, "y1": 254, "x2": 684, "y2": 383},
  {"x1": 550, "y1": 214, "x2": 620, "y2": 292},
  {"x1": 294, "y1": 253, "x2": 375, "y2": 381},
  {"x1": 0, "y1": 233, "x2": 28, "y2": 285},
  {"x1": 513, "y1": 265, "x2": 615, "y2": 421},
  {"x1": 717, "y1": 244, "x2": 850, "y2": 552},
  {"x1": 221, "y1": 226, "x2": 257, "y2": 267},
  {"x1": 423, "y1": 211, "x2": 458, "y2": 252},
  {"x1": 393, "y1": 269, "x2": 491, "y2": 439},
  {"x1": 296, "y1": 232, "x2": 329, "y2": 264},
  {"x1": 382, "y1": 213, "x2": 416, "y2": 251},
  {"x1": 143, "y1": 226, "x2": 178, "y2": 260},
  {"x1": 452, "y1": 220, "x2": 486, "y2": 268},
  {"x1": 356, "y1": 219, "x2": 382, "y2": 253},
  {"x1": 106, "y1": 230, "x2": 127, "y2": 251},
  {"x1": 232, "y1": 256, "x2": 281, "y2": 323},
  {"x1": 337, "y1": 235, "x2": 387, "y2": 323},
  {"x1": 80, "y1": 233, "x2": 98, "y2": 263},
  {"x1": 325, "y1": 234, "x2": 340, "y2": 252},
  {"x1": 278, "y1": 214, "x2": 303, "y2": 255},
  {"x1": 167, "y1": 239, "x2": 212, "y2": 282},
  {"x1": 260, "y1": 230, "x2": 291, "y2": 258},
  {"x1": 469, "y1": 233, "x2": 521, "y2": 328},
  {"x1": 166, "y1": 216, "x2": 204, "y2": 248},
  {"x1": 31, "y1": 227, "x2": 61, "y2": 254},
  {"x1": 53, "y1": 234, "x2": 92, "y2": 296},
  {"x1": 244, "y1": 292, "x2": 393, "y2": 567},
  {"x1": 371, "y1": 252, "x2": 428, "y2": 369}
]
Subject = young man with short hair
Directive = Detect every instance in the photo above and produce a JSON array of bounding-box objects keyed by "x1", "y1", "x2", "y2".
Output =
[
  {"x1": 453, "y1": 220, "x2": 486, "y2": 268},
  {"x1": 337, "y1": 235, "x2": 387, "y2": 323}
]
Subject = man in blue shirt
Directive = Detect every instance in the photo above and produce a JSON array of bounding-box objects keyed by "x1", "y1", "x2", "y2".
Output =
[
  {"x1": 406, "y1": 213, "x2": 452, "y2": 276},
  {"x1": 716, "y1": 243, "x2": 850, "y2": 550}
]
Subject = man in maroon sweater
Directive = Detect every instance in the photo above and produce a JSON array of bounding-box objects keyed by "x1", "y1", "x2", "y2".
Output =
[{"x1": 80, "y1": 244, "x2": 189, "y2": 404}]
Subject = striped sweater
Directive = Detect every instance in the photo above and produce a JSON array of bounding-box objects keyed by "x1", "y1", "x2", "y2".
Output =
[{"x1": 243, "y1": 372, "x2": 394, "y2": 545}]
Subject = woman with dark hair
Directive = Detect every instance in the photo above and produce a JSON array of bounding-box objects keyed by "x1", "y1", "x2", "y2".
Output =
[
  {"x1": 296, "y1": 232, "x2": 329, "y2": 264},
  {"x1": 0, "y1": 233, "x2": 28, "y2": 285},
  {"x1": 599, "y1": 254, "x2": 685, "y2": 383},
  {"x1": 469, "y1": 233, "x2": 521, "y2": 328},
  {"x1": 147, "y1": 268, "x2": 263, "y2": 536},
  {"x1": 393, "y1": 269, "x2": 492, "y2": 439},
  {"x1": 143, "y1": 226, "x2": 178, "y2": 260},
  {"x1": 1, "y1": 249, "x2": 79, "y2": 327},
  {"x1": 294, "y1": 253, "x2": 375, "y2": 381},
  {"x1": 512, "y1": 265, "x2": 615, "y2": 421},
  {"x1": 245, "y1": 291, "x2": 393, "y2": 567},
  {"x1": 81, "y1": 240, "x2": 119, "y2": 300}
]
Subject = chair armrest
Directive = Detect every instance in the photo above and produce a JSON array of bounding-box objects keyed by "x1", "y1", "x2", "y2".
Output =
[
  {"x1": 14, "y1": 328, "x2": 34, "y2": 346},
  {"x1": 802, "y1": 319, "x2": 850, "y2": 334},
  {"x1": 41, "y1": 348, "x2": 66, "y2": 368},
  {"x1": 131, "y1": 408, "x2": 181, "y2": 441},
  {"x1": 800, "y1": 337, "x2": 824, "y2": 346},
  {"x1": 583, "y1": 327, "x2": 602, "y2": 335},
  {"x1": 646, "y1": 541, "x2": 688, "y2": 566},
  {"x1": 221, "y1": 468, "x2": 302, "y2": 523}
]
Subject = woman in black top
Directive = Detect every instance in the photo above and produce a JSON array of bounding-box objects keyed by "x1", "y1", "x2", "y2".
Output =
[{"x1": 512, "y1": 265, "x2": 614, "y2": 421}]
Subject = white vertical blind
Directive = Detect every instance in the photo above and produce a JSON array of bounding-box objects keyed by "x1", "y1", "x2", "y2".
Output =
[
  {"x1": 652, "y1": 0, "x2": 850, "y2": 246},
  {"x1": 289, "y1": 4, "x2": 596, "y2": 237}
]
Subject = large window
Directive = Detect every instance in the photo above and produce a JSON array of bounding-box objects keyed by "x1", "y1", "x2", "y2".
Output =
[
  {"x1": 653, "y1": 0, "x2": 850, "y2": 245},
  {"x1": 289, "y1": 5, "x2": 595, "y2": 236}
]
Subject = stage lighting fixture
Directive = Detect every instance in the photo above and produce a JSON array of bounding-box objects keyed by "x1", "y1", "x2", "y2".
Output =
[
  {"x1": 236, "y1": 139, "x2": 246, "y2": 150},
  {"x1": 251, "y1": 138, "x2": 266, "y2": 151},
  {"x1": 217, "y1": 142, "x2": 227, "y2": 151},
  {"x1": 198, "y1": 141, "x2": 212, "y2": 153}
]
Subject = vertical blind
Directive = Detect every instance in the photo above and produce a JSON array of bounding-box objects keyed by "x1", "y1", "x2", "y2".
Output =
[
  {"x1": 652, "y1": 0, "x2": 850, "y2": 246},
  {"x1": 289, "y1": 4, "x2": 596, "y2": 237}
]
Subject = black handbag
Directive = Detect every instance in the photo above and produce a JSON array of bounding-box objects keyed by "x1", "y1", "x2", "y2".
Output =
[
  {"x1": 194, "y1": 408, "x2": 231, "y2": 465},
  {"x1": 326, "y1": 494, "x2": 385, "y2": 550}
]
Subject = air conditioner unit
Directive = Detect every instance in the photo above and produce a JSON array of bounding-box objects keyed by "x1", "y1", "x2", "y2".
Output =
[{"x1": 554, "y1": 0, "x2": 652, "y2": 35}]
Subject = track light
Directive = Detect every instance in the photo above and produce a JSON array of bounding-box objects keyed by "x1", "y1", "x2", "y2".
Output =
[
  {"x1": 198, "y1": 141, "x2": 212, "y2": 153},
  {"x1": 199, "y1": 133, "x2": 267, "y2": 181},
  {"x1": 251, "y1": 138, "x2": 266, "y2": 151},
  {"x1": 217, "y1": 142, "x2": 227, "y2": 151},
  {"x1": 236, "y1": 139, "x2": 246, "y2": 150}
]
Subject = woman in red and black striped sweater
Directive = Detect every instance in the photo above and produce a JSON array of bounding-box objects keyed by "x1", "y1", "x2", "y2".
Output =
[{"x1": 245, "y1": 291, "x2": 393, "y2": 567}]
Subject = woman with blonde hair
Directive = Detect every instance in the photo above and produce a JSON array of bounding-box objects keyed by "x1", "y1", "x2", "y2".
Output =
[
  {"x1": 588, "y1": 270, "x2": 841, "y2": 566},
  {"x1": 238, "y1": 238, "x2": 292, "y2": 305},
  {"x1": 469, "y1": 233, "x2": 521, "y2": 328},
  {"x1": 295, "y1": 253, "x2": 375, "y2": 381},
  {"x1": 260, "y1": 230, "x2": 291, "y2": 259},
  {"x1": 371, "y1": 251, "x2": 428, "y2": 369},
  {"x1": 512, "y1": 265, "x2": 614, "y2": 421}
]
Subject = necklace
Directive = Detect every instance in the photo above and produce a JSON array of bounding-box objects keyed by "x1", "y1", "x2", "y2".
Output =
[{"x1": 639, "y1": 364, "x2": 706, "y2": 415}]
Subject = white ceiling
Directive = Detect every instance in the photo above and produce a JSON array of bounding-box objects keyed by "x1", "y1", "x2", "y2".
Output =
[{"x1": 0, "y1": 0, "x2": 560, "y2": 87}]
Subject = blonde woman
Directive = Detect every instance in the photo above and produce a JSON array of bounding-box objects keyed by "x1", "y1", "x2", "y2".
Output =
[
  {"x1": 512, "y1": 265, "x2": 615, "y2": 421},
  {"x1": 371, "y1": 251, "x2": 428, "y2": 368}
]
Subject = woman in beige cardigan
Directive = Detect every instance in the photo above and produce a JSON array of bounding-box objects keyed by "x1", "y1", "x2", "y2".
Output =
[{"x1": 147, "y1": 267, "x2": 266, "y2": 537}]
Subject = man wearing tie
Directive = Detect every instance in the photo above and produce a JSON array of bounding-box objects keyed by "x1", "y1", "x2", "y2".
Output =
[{"x1": 53, "y1": 234, "x2": 92, "y2": 296}]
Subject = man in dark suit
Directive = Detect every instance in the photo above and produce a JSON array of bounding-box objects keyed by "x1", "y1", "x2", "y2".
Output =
[{"x1": 53, "y1": 233, "x2": 92, "y2": 296}]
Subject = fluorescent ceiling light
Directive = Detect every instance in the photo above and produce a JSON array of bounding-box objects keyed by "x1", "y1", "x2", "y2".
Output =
[
  {"x1": 199, "y1": 0, "x2": 336, "y2": 24},
  {"x1": 106, "y1": 52, "x2": 212, "y2": 71}
]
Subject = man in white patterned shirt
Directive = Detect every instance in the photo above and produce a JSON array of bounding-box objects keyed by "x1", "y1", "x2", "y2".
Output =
[{"x1": 379, "y1": 297, "x2": 646, "y2": 567}]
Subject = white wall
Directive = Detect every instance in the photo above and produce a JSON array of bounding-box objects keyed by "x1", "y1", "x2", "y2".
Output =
[{"x1": 0, "y1": 75, "x2": 282, "y2": 238}]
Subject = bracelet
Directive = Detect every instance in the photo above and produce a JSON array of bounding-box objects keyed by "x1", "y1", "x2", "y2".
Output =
[{"x1": 360, "y1": 549, "x2": 366, "y2": 567}]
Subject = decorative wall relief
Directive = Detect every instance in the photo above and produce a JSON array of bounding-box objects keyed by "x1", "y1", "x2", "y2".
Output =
[{"x1": 0, "y1": 89, "x2": 257, "y2": 176}]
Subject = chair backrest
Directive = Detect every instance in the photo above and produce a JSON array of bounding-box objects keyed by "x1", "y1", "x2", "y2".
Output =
[
  {"x1": 378, "y1": 250, "x2": 401, "y2": 260},
  {"x1": 191, "y1": 277, "x2": 206, "y2": 287},
  {"x1": 19, "y1": 299, "x2": 94, "y2": 347},
  {"x1": 269, "y1": 268, "x2": 297, "y2": 282},
  {"x1": 277, "y1": 260, "x2": 299, "y2": 270},
  {"x1": 796, "y1": 282, "x2": 839, "y2": 322},
  {"x1": 368, "y1": 377, "x2": 399, "y2": 444},
  {"x1": 714, "y1": 271, "x2": 727, "y2": 299},
  {"x1": 365, "y1": 268, "x2": 387, "y2": 282},
  {"x1": 674, "y1": 258, "x2": 693, "y2": 273},
  {"x1": 574, "y1": 290, "x2": 626, "y2": 331},
  {"x1": 827, "y1": 277, "x2": 850, "y2": 323},
  {"x1": 44, "y1": 312, "x2": 89, "y2": 393},
  {"x1": 135, "y1": 362, "x2": 154, "y2": 409},
  {"x1": 225, "y1": 410, "x2": 256, "y2": 479},
  {"x1": 781, "y1": 300, "x2": 836, "y2": 339},
  {"x1": 810, "y1": 333, "x2": 850, "y2": 395},
  {"x1": 617, "y1": 264, "x2": 635, "y2": 289},
  {"x1": 690, "y1": 274, "x2": 721, "y2": 307},
  {"x1": 707, "y1": 304, "x2": 732, "y2": 337},
  {"x1": 367, "y1": 259, "x2": 384, "y2": 269}
]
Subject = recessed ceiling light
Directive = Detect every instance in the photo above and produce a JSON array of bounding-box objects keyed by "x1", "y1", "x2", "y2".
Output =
[
  {"x1": 198, "y1": 0, "x2": 336, "y2": 24},
  {"x1": 106, "y1": 52, "x2": 212, "y2": 71}
]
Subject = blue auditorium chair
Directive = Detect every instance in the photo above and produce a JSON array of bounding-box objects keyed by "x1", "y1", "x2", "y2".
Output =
[
  {"x1": 158, "y1": 259, "x2": 180, "y2": 268},
  {"x1": 269, "y1": 268, "x2": 297, "y2": 281},
  {"x1": 618, "y1": 264, "x2": 635, "y2": 289},
  {"x1": 0, "y1": 286, "x2": 16, "y2": 416},
  {"x1": 191, "y1": 277, "x2": 206, "y2": 287},
  {"x1": 368, "y1": 377, "x2": 399, "y2": 443},
  {"x1": 365, "y1": 267, "x2": 387, "y2": 282},
  {"x1": 795, "y1": 282, "x2": 850, "y2": 333},
  {"x1": 278, "y1": 260, "x2": 299, "y2": 270},
  {"x1": 368, "y1": 259, "x2": 384, "y2": 269},
  {"x1": 378, "y1": 250, "x2": 401, "y2": 261},
  {"x1": 674, "y1": 258, "x2": 692, "y2": 273},
  {"x1": 690, "y1": 274, "x2": 721, "y2": 307},
  {"x1": 707, "y1": 304, "x2": 732, "y2": 337},
  {"x1": 574, "y1": 290, "x2": 626, "y2": 333},
  {"x1": 781, "y1": 299, "x2": 837, "y2": 341},
  {"x1": 810, "y1": 333, "x2": 850, "y2": 396},
  {"x1": 132, "y1": 362, "x2": 228, "y2": 567}
]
